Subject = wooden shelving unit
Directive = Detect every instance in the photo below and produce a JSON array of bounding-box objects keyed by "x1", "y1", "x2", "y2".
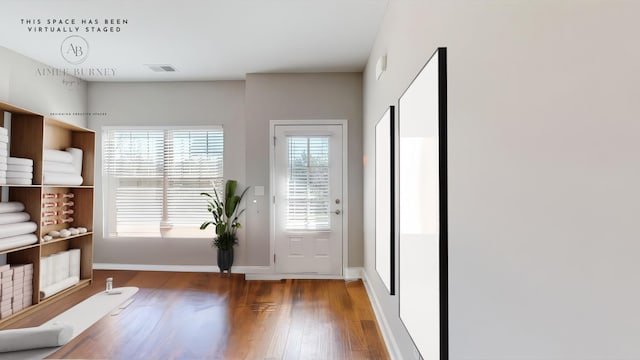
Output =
[{"x1": 0, "y1": 101, "x2": 94, "y2": 326}]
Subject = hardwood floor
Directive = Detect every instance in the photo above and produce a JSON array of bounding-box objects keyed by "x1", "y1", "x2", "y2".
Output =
[{"x1": 3, "y1": 270, "x2": 390, "y2": 359}]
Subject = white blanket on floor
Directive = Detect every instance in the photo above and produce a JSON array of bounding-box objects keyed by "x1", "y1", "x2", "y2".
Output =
[{"x1": 0, "y1": 325, "x2": 73, "y2": 353}]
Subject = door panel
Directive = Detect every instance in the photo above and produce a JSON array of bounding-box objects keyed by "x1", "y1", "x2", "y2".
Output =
[{"x1": 274, "y1": 125, "x2": 343, "y2": 274}]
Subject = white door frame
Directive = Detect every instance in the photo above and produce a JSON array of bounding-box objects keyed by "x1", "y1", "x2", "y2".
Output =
[{"x1": 269, "y1": 120, "x2": 349, "y2": 278}]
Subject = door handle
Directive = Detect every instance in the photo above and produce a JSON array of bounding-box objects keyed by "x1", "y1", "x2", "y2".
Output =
[{"x1": 334, "y1": 209, "x2": 341, "y2": 215}]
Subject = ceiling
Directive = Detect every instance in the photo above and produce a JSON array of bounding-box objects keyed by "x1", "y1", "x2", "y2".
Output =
[{"x1": 0, "y1": 0, "x2": 388, "y2": 82}]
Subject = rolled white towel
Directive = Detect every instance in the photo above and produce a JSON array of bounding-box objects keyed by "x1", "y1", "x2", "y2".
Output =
[
  {"x1": 66, "y1": 148, "x2": 83, "y2": 176},
  {"x1": 0, "y1": 234, "x2": 38, "y2": 252},
  {"x1": 7, "y1": 177, "x2": 32, "y2": 185},
  {"x1": 0, "y1": 202, "x2": 25, "y2": 214},
  {"x1": 6, "y1": 171, "x2": 33, "y2": 179},
  {"x1": 43, "y1": 149, "x2": 73, "y2": 164},
  {"x1": 6, "y1": 164, "x2": 32, "y2": 173},
  {"x1": 43, "y1": 160, "x2": 76, "y2": 174},
  {"x1": 8, "y1": 157, "x2": 33, "y2": 166},
  {"x1": 0, "y1": 212, "x2": 31, "y2": 225},
  {"x1": 40, "y1": 276, "x2": 79, "y2": 299},
  {"x1": 0, "y1": 324, "x2": 73, "y2": 352},
  {"x1": 0, "y1": 133, "x2": 7, "y2": 144},
  {"x1": 0, "y1": 221, "x2": 37, "y2": 239},
  {"x1": 44, "y1": 172, "x2": 83, "y2": 186}
]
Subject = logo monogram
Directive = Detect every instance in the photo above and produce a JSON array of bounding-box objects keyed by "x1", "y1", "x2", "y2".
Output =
[{"x1": 60, "y1": 35, "x2": 89, "y2": 64}]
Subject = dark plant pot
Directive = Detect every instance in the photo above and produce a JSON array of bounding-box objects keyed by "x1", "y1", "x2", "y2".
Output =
[{"x1": 217, "y1": 248, "x2": 234, "y2": 273}]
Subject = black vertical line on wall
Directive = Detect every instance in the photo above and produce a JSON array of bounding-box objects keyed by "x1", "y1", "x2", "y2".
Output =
[
  {"x1": 437, "y1": 47, "x2": 449, "y2": 360},
  {"x1": 389, "y1": 105, "x2": 396, "y2": 296}
]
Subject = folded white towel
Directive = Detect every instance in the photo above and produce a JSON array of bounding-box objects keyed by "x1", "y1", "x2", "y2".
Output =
[
  {"x1": 0, "y1": 234, "x2": 38, "y2": 252},
  {"x1": 0, "y1": 163, "x2": 6, "y2": 171},
  {"x1": 0, "y1": 127, "x2": 7, "y2": 136},
  {"x1": 0, "y1": 133, "x2": 7, "y2": 144},
  {"x1": 5, "y1": 171, "x2": 33, "y2": 179},
  {"x1": 0, "y1": 221, "x2": 37, "y2": 239},
  {"x1": 6, "y1": 177, "x2": 31, "y2": 185},
  {"x1": 66, "y1": 147, "x2": 83, "y2": 175},
  {"x1": 6, "y1": 164, "x2": 32, "y2": 173},
  {"x1": 0, "y1": 147, "x2": 6, "y2": 157},
  {"x1": 0, "y1": 202, "x2": 24, "y2": 214},
  {"x1": 0, "y1": 177, "x2": 6, "y2": 185},
  {"x1": 43, "y1": 161, "x2": 76, "y2": 174},
  {"x1": 43, "y1": 149, "x2": 73, "y2": 164},
  {"x1": 0, "y1": 212, "x2": 30, "y2": 225},
  {"x1": 44, "y1": 172, "x2": 83, "y2": 186},
  {"x1": 7, "y1": 157, "x2": 33, "y2": 166}
]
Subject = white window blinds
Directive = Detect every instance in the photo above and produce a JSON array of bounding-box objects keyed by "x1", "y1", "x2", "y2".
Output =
[
  {"x1": 103, "y1": 127, "x2": 223, "y2": 236},
  {"x1": 286, "y1": 136, "x2": 330, "y2": 230}
]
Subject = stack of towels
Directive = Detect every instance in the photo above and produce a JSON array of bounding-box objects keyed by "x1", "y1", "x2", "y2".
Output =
[
  {"x1": 0, "y1": 127, "x2": 7, "y2": 184},
  {"x1": 0, "y1": 202, "x2": 38, "y2": 252},
  {"x1": 43, "y1": 148, "x2": 83, "y2": 186},
  {"x1": 6, "y1": 157, "x2": 34, "y2": 185},
  {"x1": 39, "y1": 249, "x2": 80, "y2": 299},
  {"x1": 0, "y1": 263, "x2": 34, "y2": 318},
  {"x1": 0, "y1": 265, "x2": 11, "y2": 319}
]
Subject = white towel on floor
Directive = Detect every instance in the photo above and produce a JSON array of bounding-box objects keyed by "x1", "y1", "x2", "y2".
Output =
[
  {"x1": 6, "y1": 164, "x2": 32, "y2": 173},
  {"x1": 43, "y1": 161, "x2": 76, "y2": 174},
  {"x1": 0, "y1": 212, "x2": 30, "y2": 225},
  {"x1": 43, "y1": 149, "x2": 73, "y2": 164},
  {"x1": 0, "y1": 134, "x2": 7, "y2": 144},
  {"x1": 0, "y1": 202, "x2": 25, "y2": 214},
  {"x1": 0, "y1": 221, "x2": 37, "y2": 239},
  {"x1": 44, "y1": 172, "x2": 83, "y2": 186},
  {"x1": 5, "y1": 171, "x2": 32, "y2": 179},
  {"x1": 7, "y1": 157, "x2": 33, "y2": 166},
  {"x1": 6, "y1": 177, "x2": 31, "y2": 185},
  {"x1": 0, "y1": 234, "x2": 38, "y2": 252}
]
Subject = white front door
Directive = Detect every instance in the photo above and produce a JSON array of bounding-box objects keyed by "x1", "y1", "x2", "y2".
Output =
[{"x1": 273, "y1": 124, "x2": 343, "y2": 274}]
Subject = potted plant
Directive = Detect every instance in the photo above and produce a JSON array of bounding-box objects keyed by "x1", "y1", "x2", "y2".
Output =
[{"x1": 200, "y1": 179, "x2": 249, "y2": 274}]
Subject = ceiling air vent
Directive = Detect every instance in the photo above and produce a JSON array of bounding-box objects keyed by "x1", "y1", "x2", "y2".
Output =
[{"x1": 146, "y1": 64, "x2": 177, "y2": 72}]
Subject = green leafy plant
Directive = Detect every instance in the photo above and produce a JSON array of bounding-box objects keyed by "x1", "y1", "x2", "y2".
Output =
[{"x1": 200, "y1": 180, "x2": 249, "y2": 251}]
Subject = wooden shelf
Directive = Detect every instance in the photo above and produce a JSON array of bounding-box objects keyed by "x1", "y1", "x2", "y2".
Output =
[{"x1": 0, "y1": 100, "x2": 94, "y2": 326}]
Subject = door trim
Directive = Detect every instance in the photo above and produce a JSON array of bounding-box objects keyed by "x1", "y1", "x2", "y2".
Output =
[{"x1": 269, "y1": 120, "x2": 349, "y2": 276}]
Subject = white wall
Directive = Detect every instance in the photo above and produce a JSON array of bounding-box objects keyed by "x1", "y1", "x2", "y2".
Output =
[
  {"x1": 88, "y1": 81, "x2": 247, "y2": 266},
  {"x1": 0, "y1": 46, "x2": 87, "y2": 127},
  {"x1": 245, "y1": 73, "x2": 364, "y2": 266},
  {"x1": 363, "y1": 0, "x2": 640, "y2": 359}
]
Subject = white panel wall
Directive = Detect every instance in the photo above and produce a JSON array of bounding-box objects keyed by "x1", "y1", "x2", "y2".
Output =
[{"x1": 363, "y1": 1, "x2": 640, "y2": 359}]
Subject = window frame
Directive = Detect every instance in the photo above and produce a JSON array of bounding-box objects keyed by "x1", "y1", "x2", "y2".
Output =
[{"x1": 101, "y1": 125, "x2": 224, "y2": 239}]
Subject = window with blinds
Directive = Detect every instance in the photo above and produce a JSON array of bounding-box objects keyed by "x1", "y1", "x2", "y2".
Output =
[
  {"x1": 286, "y1": 136, "x2": 330, "y2": 230},
  {"x1": 103, "y1": 127, "x2": 223, "y2": 237}
]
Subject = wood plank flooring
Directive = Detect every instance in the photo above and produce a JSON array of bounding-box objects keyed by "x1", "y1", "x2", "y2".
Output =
[{"x1": 2, "y1": 270, "x2": 390, "y2": 359}]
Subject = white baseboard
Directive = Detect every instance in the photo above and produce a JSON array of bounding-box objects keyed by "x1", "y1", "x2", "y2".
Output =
[
  {"x1": 344, "y1": 267, "x2": 364, "y2": 280},
  {"x1": 362, "y1": 269, "x2": 402, "y2": 360},
  {"x1": 93, "y1": 263, "x2": 270, "y2": 274},
  {"x1": 244, "y1": 267, "x2": 364, "y2": 280}
]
